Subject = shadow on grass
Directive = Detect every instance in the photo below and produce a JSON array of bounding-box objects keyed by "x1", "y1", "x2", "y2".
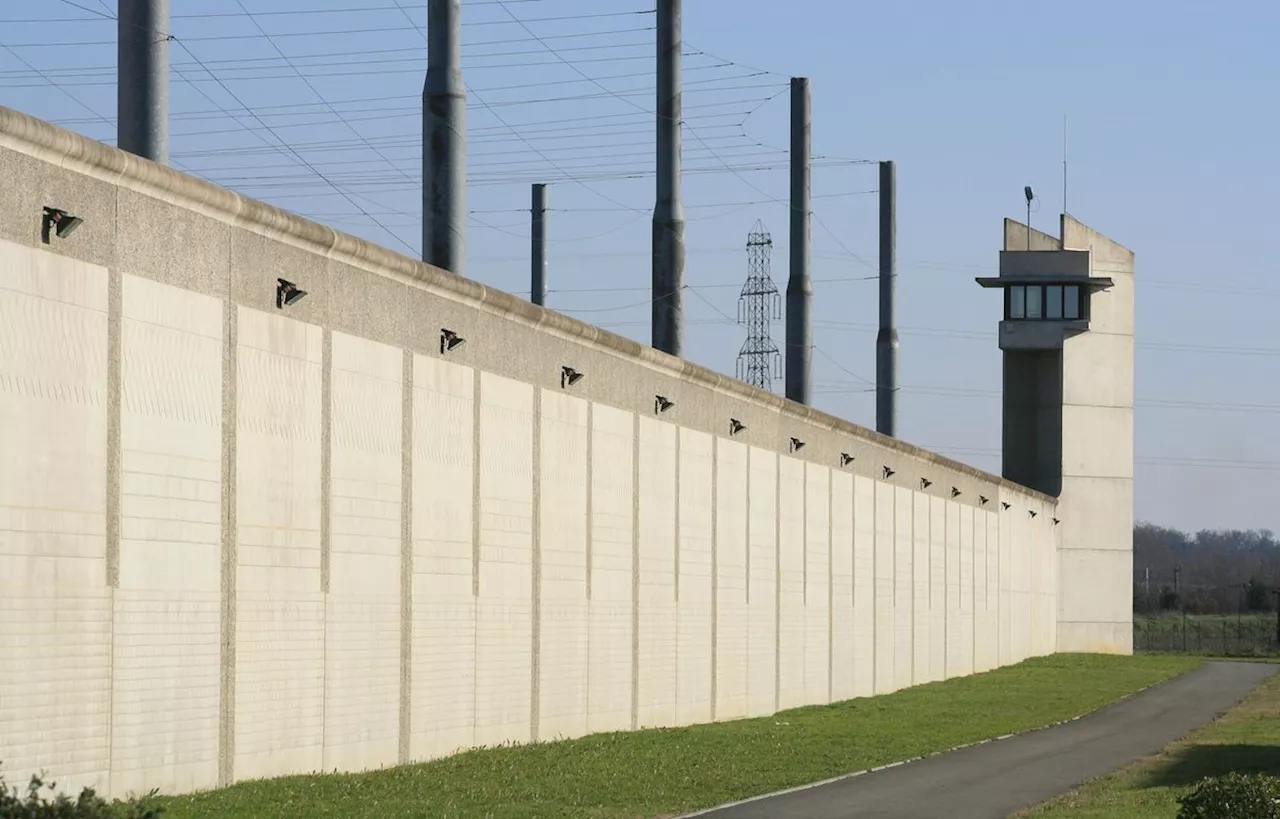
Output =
[{"x1": 1141, "y1": 745, "x2": 1280, "y2": 788}]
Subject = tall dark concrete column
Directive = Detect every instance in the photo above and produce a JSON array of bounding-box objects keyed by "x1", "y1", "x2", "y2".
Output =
[
  {"x1": 531, "y1": 183, "x2": 547, "y2": 307},
  {"x1": 118, "y1": 0, "x2": 169, "y2": 164},
  {"x1": 876, "y1": 160, "x2": 899, "y2": 437},
  {"x1": 785, "y1": 77, "x2": 812, "y2": 405},
  {"x1": 652, "y1": 0, "x2": 685, "y2": 356},
  {"x1": 424, "y1": 0, "x2": 466, "y2": 274}
]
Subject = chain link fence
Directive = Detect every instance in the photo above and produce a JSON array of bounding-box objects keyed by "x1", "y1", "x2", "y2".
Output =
[{"x1": 1133, "y1": 613, "x2": 1280, "y2": 657}]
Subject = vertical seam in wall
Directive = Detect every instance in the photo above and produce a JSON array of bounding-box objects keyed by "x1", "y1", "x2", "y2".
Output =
[
  {"x1": 471, "y1": 372, "x2": 482, "y2": 734},
  {"x1": 870, "y1": 483, "x2": 876, "y2": 692},
  {"x1": 909, "y1": 492, "x2": 915, "y2": 687},
  {"x1": 744, "y1": 449, "x2": 751, "y2": 608},
  {"x1": 217, "y1": 300, "x2": 238, "y2": 787},
  {"x1": 924, "y1": 498, "x2": 931, "y2": 681},
  {"x1": 928, "y1": 500, "x2": 933, "y2": 630},
  {"x1": 827, "y1": 473, "x2": 833, "y2": 703},
  {"x1": 971, "y1": 510, "x2": 977, "y2": 675},
  {"x1": 586, "y1": 404, "x2": 594, "y2": 601},
  {"x1": 471, "y1": 374, "x2": 482, "y2": 597},
  {"x1": 850, "y1": 479, "x2": 856, "y2": 611},
  {"x1": 630, "y1": 412, "x2": 640, "y2": 731},
  {"x1": 802, "y1": 465, "x2": 808, "y2": 606},
  {"x1": 709, "y1": 435, "x2": 718, "y2": 722},
  {"x1": 674, "y1": 426, "x2": 681, "y2": 604},
  {"x1": 105, "y1": 267, "x2": 121, "y2": 587},
  {"x1": 529, "y1": 387, "x2": 542, "y2": 744},
  {"x1": 398, "y1": 349, "x2": 413, "y2": 765},
  {"x1": 773, "y1": 454, "x2": 781, "y2": 714},
  {"x1": 890, "y1": 489, "x2": 896, "y2": 611},
  {"x1": 104, "y1": 262, "x2": 121, "y2": 787},
  {"x1": 320, "y1": 332, "x2": 332, "y2": 594},
  {"x1": 944, "y1": 501, "x2": 950, "y2": 679},
  {"x1": 584, "y1": 402, "x2": 593, "y2": 721},
  {"x1": 673, "y1": 426, "x2": 681, "y2": 718},
  {"x1": 319, "y1": 329, "x2": 331, "y2": 763}
]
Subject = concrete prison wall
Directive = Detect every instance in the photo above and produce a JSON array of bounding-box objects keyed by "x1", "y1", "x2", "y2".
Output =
[{"x1": 0, "y1": 105, "x2": 1059, "y2": 798}]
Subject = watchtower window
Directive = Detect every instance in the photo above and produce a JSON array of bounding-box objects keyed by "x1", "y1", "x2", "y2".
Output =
[
  {"x1": 1063, "y1": 285, "x2": 1080, "y2": 319},
  {"x1": 1009, "y1": 285, "x2": 1025, "y2": 319},
  {"x1": 1026, "y1": 285, "x2": 1042, "y2": 318},
  {"x1": 1046, "y1": 285, "x2": 1063, "y2": 319},
  {"x1": 1004, "y1": 283, "x2": 1088, "y2": 322}
]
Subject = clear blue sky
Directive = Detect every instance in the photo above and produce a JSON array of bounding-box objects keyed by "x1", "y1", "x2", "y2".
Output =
[{"x1": 2, "y1": 0, "x2": 1277, "y2": 535}]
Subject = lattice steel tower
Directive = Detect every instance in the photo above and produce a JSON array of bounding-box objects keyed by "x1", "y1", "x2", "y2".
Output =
[{"x1": 737, "y1": 220, "x2": 782, "y2": 391}]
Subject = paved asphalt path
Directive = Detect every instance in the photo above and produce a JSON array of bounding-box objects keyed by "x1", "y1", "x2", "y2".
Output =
[{"x1": 689, "y1": 661, "x2": 1277, "y2": 819}]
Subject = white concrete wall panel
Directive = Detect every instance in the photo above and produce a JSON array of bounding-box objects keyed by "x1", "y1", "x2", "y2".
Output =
[
  {"x1": 0, "y1": 241, "x2": 111, "y2": 794},
  {"x1": 929, "y1": 498, "x2": 946, "y2": 683},
  {"x1": 873, "y1": 481, "x2": 895, "y2": 694},
  {"x1": 852, "y1": 478, "x2": 875, "y2": 698},
  {"x1": 911, "y1": 492, "x2": 930, "y2": 684},
  {"x1": 410, "y1": 355, "x2": 476, "y2": 760},
  {"x1": 1029, "y1": 510, "x2": 1045, "y2": 657},
  {"x1": 982, "y1": 512, "x2": 1000, "y2": 672},
  {"x1": 676, "y1": 428, "x2": 713, "y2": 725},
  {"x1": 1010, "y1": 510, "x2": 1031, "y2": 663},
  {"x1": 636, "y1": 418, "x2": 677, "y2": 727},
  {"x1": 972, "y1": 511, "x2": 993, "y2": 673},
  {"x1": 829, "y1": 471, "x2": 855, "y2": 702},
  {"x1": 233, "y1": 307, "x2": 324, "y2": 781},
  {"x1": 114, "y1": 275, "x2": 222, "y2": 794},
  {"x1": 475, "y1": 373, "x2": 534, "y2": 747},
  {"x1": 714, "y1": 438, "x2": 749, "y2": 721},
  {"x1": 587, "y1": 404, "x2": 634, "y2": 734},
  {"x1": 944, "y1": 500, "x2": 962, "y2": 678},
  {"x1": 537, "y1": 389, "x2": 589, "y2": 742},
  {"x1": 746, "y1": 448, "x2": 778, "y2": 717},
  {"x1": 998, "y1": 507, "x2": 1012, "y2": 666},
  {"x1": 804, "y1": 464, "x2": 831, "y2": 706},
  {"x1": 777, "y1": 456, "x2": 806, "y2": 709},
  {"x1": 325, "y1": 333, "x2": 402, "y2": 772},
  {"x1": 893, "y1": 487, "x2": 913, "y2": 691},
  {"x1": 957, "y1": 505, "x2": 975, "y2": 678}
]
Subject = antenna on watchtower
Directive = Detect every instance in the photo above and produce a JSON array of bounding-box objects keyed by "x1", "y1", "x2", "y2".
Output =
[
  {"x1": 737, "y1": 220, "x2": 782, "y2": 391},
  {"x1": 1062, "y1": 113, "x2": 1069, "y2": 217}
]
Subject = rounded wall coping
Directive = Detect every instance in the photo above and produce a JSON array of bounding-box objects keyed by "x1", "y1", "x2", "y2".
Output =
[{"x1": 0, "y1": 104, "x2": 1056, "y2": 506}]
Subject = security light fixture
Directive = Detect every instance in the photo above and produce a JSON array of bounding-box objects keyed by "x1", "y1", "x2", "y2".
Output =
[
  {"x1": 789, "y1": 437, "x2": 805, "y2": 453},
  {"x1": 276, "y1": 278, "x2": 307, "y2": 309},
  {"x1": 1023, "y1": 186, "x2": 1035, "y2": 249},
  {"x1": 951, "y1": 487, "x2": 962, "y2": 498},
  {"x1": 1001, "y1": 501, "x2": 1011, "y2": 510},
  {"x1": 440, "y1": 328, "x2": 465, "y2": 354},
  {"x1": 840, "y1": 453, "x2": 854, "y2": 467},
  {"x1": 561, "y1": 366, "x2": 584, "y2": 388},
  {"x1": 882, "y1": 466, "x2": 895, "y2": 479},
  {"x1": 920, "y1": 478, "x2": 932, "y2": 490},
  {"x1": 655, "y1": 395, "x2": 674, "y2": 414},
  {"x1": 41, "y1": 206, "x2": 82, "y2": 243},
  {"x1": 729, "y1": 418, "x2": 746, "y2": 436},
  {"x1": 979, "y1": 495, "x2": 990, "y2": 506}
]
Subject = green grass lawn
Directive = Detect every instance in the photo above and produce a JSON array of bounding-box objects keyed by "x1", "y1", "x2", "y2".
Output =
[
  {"x1": 146, "y1": 654, "x2": 1198, "y2": 819},
  {"x1": 1020, "y1": 666, "x2": 1280, "y2": 819}
]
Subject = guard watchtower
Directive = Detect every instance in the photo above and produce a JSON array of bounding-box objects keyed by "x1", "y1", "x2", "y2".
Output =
[{"x1": 977, "y1": 214, "x2": 1135, "y2": 654}]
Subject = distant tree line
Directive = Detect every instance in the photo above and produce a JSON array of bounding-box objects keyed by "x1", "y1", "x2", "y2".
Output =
[{"x1": 1133, "y1": 523, "x2": 1280, "y2": 615}]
